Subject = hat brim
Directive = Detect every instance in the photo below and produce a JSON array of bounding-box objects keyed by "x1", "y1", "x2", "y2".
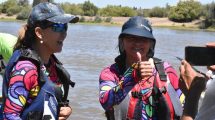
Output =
[
  {"x1": 119, "y1": 27, "x2": 155, "y2": 40},
  {"x1": 47, "y1": 14, "x2": 79, "y2": 24}
]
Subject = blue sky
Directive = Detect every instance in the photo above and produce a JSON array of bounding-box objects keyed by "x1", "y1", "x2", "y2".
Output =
[{"x1": 0, "y1": 0, "x2": 214, "y2": 8}]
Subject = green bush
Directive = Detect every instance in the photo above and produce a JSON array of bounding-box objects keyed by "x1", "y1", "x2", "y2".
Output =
[
  {"x1": 0, "y1": 4, "x2": 3, "y2": 14},
  {"x1": 105, "y1": 17, "x2": 112, "y2": 22},
  {"x1": 6, "y1": 6, "x2": 21, "y2": 16},
  {"x1": 136, "y1": 9, "x2": 150, "y2": 17},
  {"x1": 168, "y1": 0, "x2": 202, "y2": 22},
  {"x1": 149, "y1": 7, "x2": 168, "y2": 17},
  {"x1": 202, "y1": 2, "x2": 215, "y2": 28},
  {"x1": 99, "y1": 5, "x2": 136, "y2": 17},
  {"x1": 94, "y1": 16, "x2": 102, "y2": 23},
  {"x1": 16, "y1": 7, "x2": 31, "y2": 20},
  {"x1": 82, "y1": 1, "x2": 98, "y2": 16},
  {"x1": 61, "y1": 3, "x2": 84, "y2": 15},
  {"x1": 79, "y1": 16, "x2": 85, "y2": 22},
  {"x1": 120, "y1": 7, "x2": 137, "y2": 17}
]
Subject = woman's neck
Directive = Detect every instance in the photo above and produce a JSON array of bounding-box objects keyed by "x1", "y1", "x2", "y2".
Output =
[{"x1": 32, "y1": 44, "x2": 51, "y2": 64}]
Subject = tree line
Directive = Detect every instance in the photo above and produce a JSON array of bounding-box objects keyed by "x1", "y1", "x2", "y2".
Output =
[{"x1": 0, "y1": 0, "x2": 214, "y2": 28}]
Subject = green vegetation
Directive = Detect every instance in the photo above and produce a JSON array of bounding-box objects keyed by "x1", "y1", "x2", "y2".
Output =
[
  {"x1": 149, "y1": 7, "x2": 168, "y2": 17},
  {"x1": 98, "y1": 5, "x2": 137, "y2": 17},
  {"x1": 0, "y1": 0, "x2": 214, "y2": 29},
  {"x1": 0, "y1": 0, "x2": 31, "y2": 19},
  {"x1": 200, "y1": 2, "x2": 215, "y2": 29},
  {"x1": 168, "y1": 0, "x2": 202, "y2": 22}
]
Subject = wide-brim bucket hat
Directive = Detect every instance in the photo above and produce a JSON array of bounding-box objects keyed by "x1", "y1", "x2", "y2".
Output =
[
  {"x1": 119, "y1": 16, "x2": 155, "y2": 41},
  {"x1": 28, "y1": 2, "x2": 79, "y2": 26}
]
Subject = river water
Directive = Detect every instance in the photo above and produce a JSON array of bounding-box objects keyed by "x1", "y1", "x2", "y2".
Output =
[{"x1": 0, "y1": 21, "x2": 215, "y2": 119}]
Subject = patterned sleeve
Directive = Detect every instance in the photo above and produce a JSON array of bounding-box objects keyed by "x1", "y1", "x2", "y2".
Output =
[
  {"x1": 3, "y1": 60, "x2": 39, "y2": 120},
  {"x1": 99, "y1": 65, "x2": 138, "y2": 110}
]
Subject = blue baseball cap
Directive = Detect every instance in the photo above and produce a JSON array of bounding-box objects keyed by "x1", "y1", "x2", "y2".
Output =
[
  {"x1": 119, "y1": 16, "x2": 155, "y2": 41},
  {"x1": 28, "y1": 2, "x2": 79, "y2": 26}
]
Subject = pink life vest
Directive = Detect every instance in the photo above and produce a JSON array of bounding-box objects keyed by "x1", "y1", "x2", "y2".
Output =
[{"x1": 127, "y1": 60, "x2": 182, "y2": 120}]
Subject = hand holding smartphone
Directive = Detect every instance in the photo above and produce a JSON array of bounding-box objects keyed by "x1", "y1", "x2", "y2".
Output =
[{"x1": 185, "y1": 46, "x2": 215, "y2": 66}]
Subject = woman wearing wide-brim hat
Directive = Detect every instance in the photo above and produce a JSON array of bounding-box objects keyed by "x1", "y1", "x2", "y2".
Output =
[{"x1": 99, "y1": 16, "x2": 184, "y2": 120}]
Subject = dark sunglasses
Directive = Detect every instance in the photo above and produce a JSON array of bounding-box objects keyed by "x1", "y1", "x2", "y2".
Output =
[
  {"x1": 49, "y1": 23, "x2": 68, "y2": 32},
  {"x1": 37, "y1": 21, "x2": 68, "y2": 33}
]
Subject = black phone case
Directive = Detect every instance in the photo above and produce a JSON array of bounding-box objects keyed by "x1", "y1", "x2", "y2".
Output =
[{"x1": 185, "y1": 46, "x2": 215, "y2": 66}]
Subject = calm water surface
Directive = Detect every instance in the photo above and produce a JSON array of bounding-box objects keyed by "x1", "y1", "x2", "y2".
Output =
[{"x1": 0, "y1": 21, "x2": 215, "y2": 120}]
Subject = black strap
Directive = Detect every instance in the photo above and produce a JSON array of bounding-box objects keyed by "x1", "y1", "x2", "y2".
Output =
[
  {"x1": 55, "y1": 63, "x2": 75, "y2": 101},
  {"x1": 0, "y1": 55, "x2": 6, "y2": 72},
  {"x1": 133, "y1": 97, "x2": 143, "y2": 120},
  {"x1": 131, "y1": 91, "x2": 143, "y2": 119},
  {"x1": 154, "y1": 58, "x2": 167, "y2": 81},
  {"x1": 105, "y1": 109, "x2": 115, "y2": 120},
  {"x1": 20, "y1": 49, "x2": 46, "y2": 86}
]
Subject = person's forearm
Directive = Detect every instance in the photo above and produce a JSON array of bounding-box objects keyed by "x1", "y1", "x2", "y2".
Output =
[{"x1": 181, "y1": 77, "x2": 207, "y2": 120}]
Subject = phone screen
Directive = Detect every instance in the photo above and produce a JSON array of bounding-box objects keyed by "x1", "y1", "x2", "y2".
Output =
[{"x1": 185, "y1": 46, "x2": 215, "y2": 66}]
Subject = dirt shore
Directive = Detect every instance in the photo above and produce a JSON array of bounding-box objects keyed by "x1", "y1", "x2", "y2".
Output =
[
  {"x1": 0, "y1": 14, "x2": 17, "y2": 20},
  {"x1": 0, "y1": 13, "x2": 202, "y2": 28}
]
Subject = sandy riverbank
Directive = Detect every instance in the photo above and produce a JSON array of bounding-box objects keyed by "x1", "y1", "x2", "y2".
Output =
[
  {"x1": 0, "y1": 14, "x2": 17, "y2": 20},
  {"x1": 78, "y1": 16, "x2": 202, "y2": 28},
  {"x1": 0, "y1": 13, "x2": 204, "y2": 30}
]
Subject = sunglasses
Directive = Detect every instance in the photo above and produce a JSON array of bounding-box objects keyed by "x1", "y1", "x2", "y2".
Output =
[
  {"x1": 51, "y1": 23, "x2": 68, "y2": 32},
  {"x1": 45, "y1": 23, "x2": 68, "y2": 33}
]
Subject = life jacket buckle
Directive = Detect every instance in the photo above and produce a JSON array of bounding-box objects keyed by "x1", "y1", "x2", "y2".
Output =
[
  {"x1": 160, "y1": 86, "x2": 167, "y2": 94},
  {"x1": 131, "y1": 91, "x2": 142, "y2": 99},
  {"x1": 69, "y1": 81, "x2": 75, "y2": 88}
]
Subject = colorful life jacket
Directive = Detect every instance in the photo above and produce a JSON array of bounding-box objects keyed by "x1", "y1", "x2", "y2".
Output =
[
  {"x1": 1, "y1": 49, "x2": 75, "y2": 120},
  {"x1": 106, "y1": 58, "x2": 183, "y2": 120},
  {"x1": 127, "y1": 58, "x2": 182, "y2": 120}
]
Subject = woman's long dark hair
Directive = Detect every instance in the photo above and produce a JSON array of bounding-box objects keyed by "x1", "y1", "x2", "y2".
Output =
[
  {"x1": 14, "y1": 20, "x2": 50, "y2": 51},
  {"x1": 14, "y1": 25, "x2": 36, "y2": 51}
]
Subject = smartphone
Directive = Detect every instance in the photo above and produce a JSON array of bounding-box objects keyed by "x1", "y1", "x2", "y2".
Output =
[{"x1": 185, "y1": 46, "x2": 215, "y2": 66}]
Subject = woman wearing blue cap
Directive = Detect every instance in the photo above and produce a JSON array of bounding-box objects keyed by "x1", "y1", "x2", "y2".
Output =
[
  {"x1": 99, "y1": 16, "x2": 184, "y2": 120},
  {"x1": 1, "y1": 2, "x2": 78, "y2": 120}
]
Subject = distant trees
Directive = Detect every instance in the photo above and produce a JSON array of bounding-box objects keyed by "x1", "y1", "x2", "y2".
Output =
[
  {"x1": 82, "y1": 1, "x2": 98, "y2": 16},
  {"x1": 148, "y1": 7, "x2": 168, "y2": 17},
  {"x1": 32, "y1": 0, "x2": 54, "y2": 7},
  {"x1": 201, "y1": 2, "x2": 215, "y2": 28},
  {"x1": 61, "y1": 2, "x2": 84, "y2": 15},
  {"x1": 99, "y1": 5, "x2": 136, "y2": 17},
  {"x1": 0, "y1": 0, "x2": 214, "y2": 28},
  {"x1": 168, "y1": 0, "x2": 202, "y2": 22},
  {"x1": 0, "y1": 0, "x2": 27, "y2": 16}
]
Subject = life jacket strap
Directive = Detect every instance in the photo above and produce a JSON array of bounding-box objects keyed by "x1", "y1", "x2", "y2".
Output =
[
  {"x1": 154, "y1": 58, "x2": 183, "y2": 118},
  {"x1": 0, "y1": 55, "x2": 6, "y2": 72},
  {"x1": 131, "y1": 91, "x2": 142, "y2": 99},
  {"x1": 154, "y1": 57, "x2": 167, "y2": 81}
]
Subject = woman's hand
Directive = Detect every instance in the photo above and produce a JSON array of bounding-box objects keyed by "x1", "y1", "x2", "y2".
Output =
[
  {"x1": 179, "y1": 60, "x2": 205, "y2": 95},
  {"x1": 138, "y1": 60, "x2": 154, "y2": 80},
  {"x1": 206, "y1": 42, "x2": 215, "y2": 78},
  {"x1": 179, "y1": 60, "x2": 198, "y2": 91},
  {"x1": 58, "y1": 106, "x2": 72, "y2": 120},
  {"x1": 137, "y1": 52, "x2": 154, "y2": 80}
]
